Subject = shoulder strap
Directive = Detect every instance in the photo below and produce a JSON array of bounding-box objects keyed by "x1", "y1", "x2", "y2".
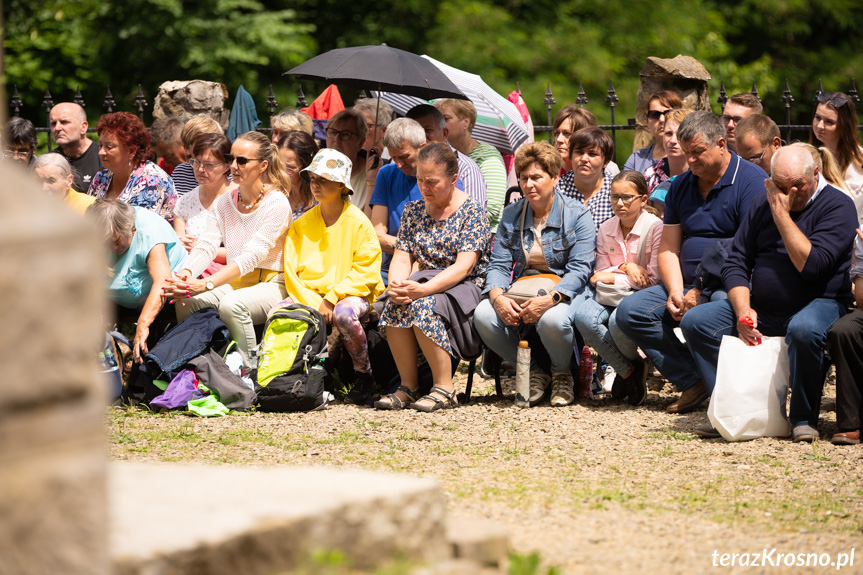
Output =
[{"x1": 519, "y1": 199, "x2": 530, "y2": 264}]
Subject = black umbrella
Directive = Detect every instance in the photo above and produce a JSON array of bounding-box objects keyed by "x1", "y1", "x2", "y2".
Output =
[{"x1": 285, "y1": 44, "x2": 468, "y2": 101}]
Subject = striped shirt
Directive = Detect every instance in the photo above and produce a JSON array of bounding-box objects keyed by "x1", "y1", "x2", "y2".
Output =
[
  {"x1": 455, "y1": 149, "x2": 487, "y2": 210},
  {"x1": 183, "y1": 188, "x2": 292, "y2": 279},
  {"x1": 468, "y1": 141, "x2": 507, "y2": 233},
  {"x1": 556, "y1": 170, "x2": 614, "y2": 231},
  {"x1": 171, "y1": 162, "x2": 199, "y2": 197}
]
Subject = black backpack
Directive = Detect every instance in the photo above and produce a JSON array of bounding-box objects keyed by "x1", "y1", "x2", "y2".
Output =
[{"x1": 254, "y1": 303, "x2": 328, "y2": 412}]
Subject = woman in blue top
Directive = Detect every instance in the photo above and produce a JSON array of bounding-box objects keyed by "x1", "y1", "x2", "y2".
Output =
[
  {"x1": 623, "y1": 91, "x2": 682, "y2": 174},
  {"x1": 87, "y1": 199, "x2": 187, "y2": 362},
  {"x1": 474, "y1": 141, "x2": 595, "y2": 407}
]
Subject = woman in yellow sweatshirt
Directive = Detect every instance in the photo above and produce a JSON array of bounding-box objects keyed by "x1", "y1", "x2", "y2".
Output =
[{"x1": 283, "y1": 148, "x2": 385, "y2": 403}]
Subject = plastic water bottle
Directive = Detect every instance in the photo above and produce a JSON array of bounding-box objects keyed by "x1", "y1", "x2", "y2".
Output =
[
  {"x1": 100, "y1": 334, "x2": 122, "y2": 400},
  {"x1": 579, "y1": 345, "x2": 593, "y2": 399},
  {"x1": 515, "y1": 340, "x2": 531, "y2": 408}
]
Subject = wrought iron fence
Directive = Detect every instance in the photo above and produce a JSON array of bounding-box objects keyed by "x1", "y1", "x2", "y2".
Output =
[{"x1": 8, "y1": 77, "x2": 861, "y2": 165}]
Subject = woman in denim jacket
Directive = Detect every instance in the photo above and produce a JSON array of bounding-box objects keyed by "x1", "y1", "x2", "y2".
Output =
[{"x1": 474, "y1": 141, "x2": 595, "y2": 407}]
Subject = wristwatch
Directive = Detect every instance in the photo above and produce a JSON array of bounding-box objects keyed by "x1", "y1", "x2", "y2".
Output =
[
  {"x1": 551, "y1": 291, "x2": 563, "y2": 305},
  {"x1": 205, "y1": 280, "x2": 215, "y2": 291}
]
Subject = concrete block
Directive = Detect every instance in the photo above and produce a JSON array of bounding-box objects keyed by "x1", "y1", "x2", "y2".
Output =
[
  {"x1": 446, "y1": 517, "x2": 509, "y2": 567},
  {"x1": 0, "y1": 163, "x2": 108, "y2": 575},
  {"x1": 110, "y1": 463, "x2": 448, "y2": 575}
]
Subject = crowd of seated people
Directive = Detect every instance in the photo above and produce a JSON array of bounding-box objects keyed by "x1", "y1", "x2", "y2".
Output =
[{"x1": 11, "y1": 88, "x2": 863, "y2": 445}]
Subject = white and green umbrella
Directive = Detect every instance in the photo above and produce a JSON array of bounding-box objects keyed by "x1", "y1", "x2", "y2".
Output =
[{"x1": 373, "y1": 55, "x2": 530, "y2": 155}]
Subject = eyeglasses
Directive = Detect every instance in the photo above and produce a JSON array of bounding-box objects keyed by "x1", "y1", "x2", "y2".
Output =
[
  {"x1": 284, "y1": 164, "x2": 300, "y2": 174},
  {"x1": 646, "y1": 109, "x2": 672, "y2": 121},
  {"x1": 817, "y1": 92, "x2": 849, "y2": 109},
  {"x1": 326, "y1": 128, "x2": 356, "y2": 141},
  {"x1": 4, "y1": 149, "x2": 32, "y2": 158},
  {"x1": 189, "y1": 158, "x2": 225, "y2": 171},
  {"x1": 744, "y1": 148, "x2": 768, "y2": 164},
  {"x1": 609, "y1": 194, "x2": 640, "y2": 205},
  {"x1": 721, "y1": 114, "x2": 745, "y2": 124},
  {"x1": 224, "y1": 154, "x2": 264, "y2": 166}
]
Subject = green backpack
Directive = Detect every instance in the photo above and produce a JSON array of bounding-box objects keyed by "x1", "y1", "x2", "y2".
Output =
[{"x1": 255, "y1": 303, "x2": 328, "y2": 412}]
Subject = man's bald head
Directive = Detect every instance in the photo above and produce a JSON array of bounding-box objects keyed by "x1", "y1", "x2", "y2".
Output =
[
  {"x1": 770, "y1": 146, "x2": 819, "y2": 212},
  {"x1": 49, "y1": 102, "x2": 89, "y2": 152},
  {"x1": 771, "y1": 146, "x2": 815, "y2": 180}
]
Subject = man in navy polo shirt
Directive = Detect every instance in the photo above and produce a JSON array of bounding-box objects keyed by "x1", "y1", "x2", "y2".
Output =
[
  {"x1": 615, "y1": 111, "x2": 766, "y2": 413},
  {"x1": 682, "y1": 146, "x2": 857, "y2": 441}
]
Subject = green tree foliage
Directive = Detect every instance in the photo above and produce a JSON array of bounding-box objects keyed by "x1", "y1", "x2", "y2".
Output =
[
  {"x1": 4, "y1": 0, "x2": 861, "y2": 146},
  {"x1": 4, "y1": 0, "x2": 316, "y2": 121}
]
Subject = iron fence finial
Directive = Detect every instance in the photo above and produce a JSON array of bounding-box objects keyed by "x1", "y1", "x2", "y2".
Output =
[
  {"x1": 849, "y1": 78, "x2": 859, "y2": 103},
  {"x1": 266, "y1": 85, "x2": 278, "y2": 116},
  {"x1": 815, "y1": 79, "x2": 825, "y2": 101},
  {"x1": 751, "y1": 81, "x2": 760, "y2": 101},
  {"x1": 42, "y1": 88, "x2": 54, "y2": 112},
  {"x1": 296, "y1": 85, "x2": 308, "y2": 108},
  {"x1": 74, "y1": 86, "x2": 85, "y2": 107},
  {"x1": 576, "y1": 82, "x2": 588, "y2": 107},
  {"x1": 718, "y1": 81, "x2": 728, "y2": 110},
  {"x1": 10, "y1": 85, "x2": 22, "y2": 117},
  {"x1": 134, "y1": 85, "x2": 148, "y2": 120},
  {"x1": 103, "y1": 86, "x2": 116, "y2": 113}
]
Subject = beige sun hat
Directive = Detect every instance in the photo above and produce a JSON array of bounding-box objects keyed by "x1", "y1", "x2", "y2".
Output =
[{"x1": 301, "y1": 148, "x2": 354, "y2": 193}]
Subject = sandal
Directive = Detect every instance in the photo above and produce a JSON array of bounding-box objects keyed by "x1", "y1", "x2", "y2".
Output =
[
  {"x1": 410, "y1": 386, "x2": 458, "y2": 413},
  {"x1": 374, "y1": 385, "x2": 419, "y2": 410}
]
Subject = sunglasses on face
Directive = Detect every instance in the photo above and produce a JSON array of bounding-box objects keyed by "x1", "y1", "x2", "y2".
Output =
[
  {"x1": 647, "y1": 109, "x2": 672, "y2": 121},
  {"x1": 224, "y1": 154, "x2": 264, "y2": 166},
  {"x1": 744, "y1": 148, "x2": 768, "y2": 164},
  {"x1": 817, "y1": 92, "x2": 849, "y2": 109},
  {"x1": 326, "y1": 128, "x2": 356, "y2": 142}
]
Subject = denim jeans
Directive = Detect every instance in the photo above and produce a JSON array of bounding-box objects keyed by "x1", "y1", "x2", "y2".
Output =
[
  {"x1": 614, "y1": 284, "x2": 701, "y2": 391},
  {"x1": 572, "y1": 296, "x2": 639, "y2": 376},
  {"x1": 473, "y1": 296, "x2": 582, "y2": 373},
  {"x1": 680, "y1": 298, "x2": 846, "y2": 427}
]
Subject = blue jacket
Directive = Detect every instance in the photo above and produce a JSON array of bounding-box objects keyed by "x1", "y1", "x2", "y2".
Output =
[{"x1": 483, "y1": 190, "x2": 596, "y2": 300}]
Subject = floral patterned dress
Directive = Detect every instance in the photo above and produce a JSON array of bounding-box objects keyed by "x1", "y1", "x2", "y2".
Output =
[
  {"x1": 380, "y1": 197, "x2": 490, "y2": 352},
  {"x1": 89, "y1": 160, "x2": 177, "y2": 222}
]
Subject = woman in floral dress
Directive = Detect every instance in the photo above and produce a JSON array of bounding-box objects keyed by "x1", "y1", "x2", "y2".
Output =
[{"x1": 375, "y1": 143, "x2": 489, "y2": 412}]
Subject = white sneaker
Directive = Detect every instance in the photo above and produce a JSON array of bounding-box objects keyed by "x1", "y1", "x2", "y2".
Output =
[{"x1": 528, "y1": 371, "x2": 551, "y2": 406}]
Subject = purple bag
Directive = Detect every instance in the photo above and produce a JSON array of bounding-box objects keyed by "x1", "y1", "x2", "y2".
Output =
[{"x1": 150, "y1": 370, "x2": 199, "y2": 410}]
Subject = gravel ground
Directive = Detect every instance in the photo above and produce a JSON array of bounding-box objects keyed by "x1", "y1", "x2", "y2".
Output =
[{"x1": 109, "y1": 369, "x2": 863, "y2": 574}]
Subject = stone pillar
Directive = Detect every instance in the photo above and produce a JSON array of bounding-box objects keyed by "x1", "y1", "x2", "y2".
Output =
[
  {"x1": 632, "y1": 55, "x2": 712, "y2": 153},
  {"x1": 0, "y1": 164, "x2": 108, "y2": 575},
  {"x1": 153, "y1": 80, "x2": 230, "y2": 129}
]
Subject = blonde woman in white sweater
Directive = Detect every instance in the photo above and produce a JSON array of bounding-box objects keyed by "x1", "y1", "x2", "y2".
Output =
[{"x1": 163, "y1": 131, "x2": 293, "y2": 368}]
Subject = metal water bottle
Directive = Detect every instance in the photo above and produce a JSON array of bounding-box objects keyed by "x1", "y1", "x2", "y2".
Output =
[
  {"x1": 515, "y1": 340, "x2": 531, "y2": 408},
  {"x1": 579, "y1": 345, "x2": 593, "y2": 399}
]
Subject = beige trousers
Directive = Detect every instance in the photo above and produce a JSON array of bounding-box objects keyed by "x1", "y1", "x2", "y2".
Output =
[{"x1": 176, "y1": 281, "x2": 287, "y2": 367}]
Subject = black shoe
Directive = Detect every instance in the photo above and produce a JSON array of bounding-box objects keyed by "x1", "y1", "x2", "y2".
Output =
[
  {"x1": 626, "y1": 361, "x2": 647, "y2": 406},
  {"x1": 610, "y1": 374, "x2": 629, "y2": 401},
  {"x1": 344, "y1": 372, "x2": 375, "y2": 406}
]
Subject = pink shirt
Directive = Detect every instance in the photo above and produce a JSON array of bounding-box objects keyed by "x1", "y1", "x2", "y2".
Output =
[{"x1": 595, "y1": 211, "x2": 663, "y2": 289}]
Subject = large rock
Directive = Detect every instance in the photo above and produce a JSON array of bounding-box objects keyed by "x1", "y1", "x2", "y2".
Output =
[
  {"x1": 153, "y1": 80, "x2": 230, "y2": 128},
  {"x1": 632, "y1": 55, "x2": 713, "y2": 153},
  {"x1": 0, "y1": 163, "x2": 108, "y2": 575},
  {"x1": 110, "y1": 463, "x2": 448, "y2": 575}
]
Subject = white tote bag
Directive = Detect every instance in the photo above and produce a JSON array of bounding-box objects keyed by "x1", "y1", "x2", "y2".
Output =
[{"x1": 707, "y1": 335, "x2": 791, "y2": 441}]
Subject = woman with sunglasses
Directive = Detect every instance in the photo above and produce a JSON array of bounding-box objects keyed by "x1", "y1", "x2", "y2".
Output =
[
  {"x1": 810, "y1": 91, "x2": 863, "y2": 219},
  {"x1": 277, "y1": 130, "x2": 318, "y2": 220},
  {"x1": 623, "y1": 91, "x2": 683, "y2": 174},
  {"x1": 572, "y1": 171, "x2": 662, "y2": 405},
  {"x1": 162, "y1": 131, "x2": 293, "y2": 369}
]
